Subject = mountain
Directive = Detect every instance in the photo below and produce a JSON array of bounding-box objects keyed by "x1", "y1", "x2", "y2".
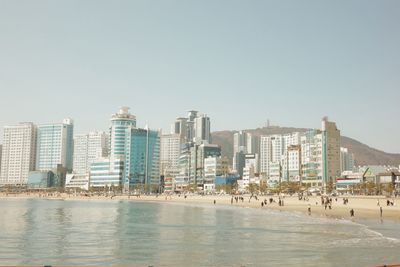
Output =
[{"x1": 211, "y1": 126, "x2": 400, "y2": 166}]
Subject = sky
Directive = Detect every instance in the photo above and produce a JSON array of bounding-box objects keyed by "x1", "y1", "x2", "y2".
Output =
[{"x1": 0, "y1": 0, "x2": 399, "y2": 153}]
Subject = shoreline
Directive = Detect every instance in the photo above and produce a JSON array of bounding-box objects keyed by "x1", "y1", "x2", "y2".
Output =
[{"x1": 1, "y1": 193, "x2": 399, "y2": 222}]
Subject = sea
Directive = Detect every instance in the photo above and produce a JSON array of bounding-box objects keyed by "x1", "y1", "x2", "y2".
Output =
[{"x1": 0, "y1": 198, "x2": 399, "y2": 266}]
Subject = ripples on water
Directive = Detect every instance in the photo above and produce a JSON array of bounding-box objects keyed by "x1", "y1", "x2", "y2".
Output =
[{"x1": 0, "y1": 198, "x2": 399, "y2": 266}]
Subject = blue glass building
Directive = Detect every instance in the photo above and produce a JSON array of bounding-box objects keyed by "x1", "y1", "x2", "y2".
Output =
[{"x1": 124, "y1": 128, "x2": 160, "y2": 191}]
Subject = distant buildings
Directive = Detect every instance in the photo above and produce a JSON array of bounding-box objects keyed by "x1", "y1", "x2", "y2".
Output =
[
  {"x1": 0, "y1": 122, "x2": 37, "y2": 185},
  {"x1": 165, "y1": 111, "x2": 222, "y2": 192},
  {"x1": 257, "y1": 118, "x2": 342, "y2": 189},
  {"x1": 36, "y1": 118, "x2": 74, "y2": 172},
  {"x1": 0, "y1": 110, "x2": 361, "y2": 194}
]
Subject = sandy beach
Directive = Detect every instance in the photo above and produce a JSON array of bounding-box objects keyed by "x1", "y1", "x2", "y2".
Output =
[{"x1": 1, "y1": 192, "x2": 399, "y2": 221}]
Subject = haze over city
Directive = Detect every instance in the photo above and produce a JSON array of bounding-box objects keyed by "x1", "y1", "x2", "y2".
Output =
[{"x1": 1, "y1": 0, "x2": 399, "y2": 152}]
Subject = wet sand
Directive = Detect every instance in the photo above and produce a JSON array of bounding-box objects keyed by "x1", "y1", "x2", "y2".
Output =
[{"x1": 1, "y1": 192, "x2": 399, "y2": 221}]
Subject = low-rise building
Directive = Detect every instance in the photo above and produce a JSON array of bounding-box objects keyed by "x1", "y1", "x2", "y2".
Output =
[{"x1": 89, "y1": 158, "x2": 124, "y2": 188}]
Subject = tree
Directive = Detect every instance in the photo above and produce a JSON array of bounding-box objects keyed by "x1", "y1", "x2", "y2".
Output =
[
  {"x1": 365, "y1": 181, "x2": 377, "y2": 195},
  {"x1": 259, "y1": 181, "x2": 268, "y2": 195},
  {"x1": 247, "y1": 183, "x2": 259, "y2": 195},
  {"x1": 326, "y1": 180, "x2": 334, "y2": 194},
  {"x1": 383, "y1": 183, "x2": 394, "y2": 196}
]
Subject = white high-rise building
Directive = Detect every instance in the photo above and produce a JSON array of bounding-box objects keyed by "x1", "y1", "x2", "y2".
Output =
[
  {"x1": 270, "y1": 135, "x2": 283, "y2": 163},
  {"x1": 301, "y1": 129, "x2": 323, "y2": 187},
  {"x1": 73, "y1": 131, "x2": 109, "y2": 175},
  {"x1": 340, "y1": 147, "x2": 355, "y2": 173},
  {"x1": 0, "y1": 123, "x2": 37, "y2": 185},
  {"x1": 260, "y1": 135, "x2": 272, "y2": 176},
  {"x1": 282, "y1": 132, "x2": 301, "y2": 154},
  {"x1": 160, "y1": 134, "x2": 181, "y2": 176},
  {"x1": 282, "y1": 145, "x2": 301, "y2": 182},
  {"x1": 36, "y1": 118, "x2": 74, "y2": 172}
]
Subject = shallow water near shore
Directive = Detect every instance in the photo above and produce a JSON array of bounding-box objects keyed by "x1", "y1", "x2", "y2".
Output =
[{"x1": 0, "y1": 198, "x2": 399, "y2": 266}]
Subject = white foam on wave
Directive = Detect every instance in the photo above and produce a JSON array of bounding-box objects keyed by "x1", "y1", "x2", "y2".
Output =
[{"x1": 327, "y1": 219, "x2": 400, "y2": 247}]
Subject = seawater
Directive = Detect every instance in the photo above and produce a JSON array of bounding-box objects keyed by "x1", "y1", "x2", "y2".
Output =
[{"x1": 0, "y1": 198, "x2": 399, "y2": 266}]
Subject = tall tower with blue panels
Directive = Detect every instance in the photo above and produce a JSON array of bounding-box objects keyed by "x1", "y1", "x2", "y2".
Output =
[{"x1": 110, "y1": 107, "x2": 136, "y2": 159}]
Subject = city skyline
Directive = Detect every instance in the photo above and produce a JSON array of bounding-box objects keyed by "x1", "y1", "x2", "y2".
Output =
[{"x1": 1, "y1": 1, "x2": 400, "y2": 152}]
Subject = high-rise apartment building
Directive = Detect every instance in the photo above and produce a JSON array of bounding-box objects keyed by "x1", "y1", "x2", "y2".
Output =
[
  {"x1": 322, "y1": 118, "x2": 341, "y2": 186},
  {"x1": 36, "y1": 118, "x2": 74, "y2": 172},
  {"x1": 259, "y1": 134, "x2": 283, "y2": 179},
  {"x1": 282, "y1": 145, "x2": 301, "y2": 182},
  {"x1": 301, "y1": 129, "x2": 323, "y2": 186},
  {"x1": 160, "y1": 134, "x2": 181, "y2": 176},
  {"x1": 0, "y1": 123, "x2": 37, "y2": 185},
  {"x1": 73, "y1": 131, "x2": 109, "y2": 175},
  {"x1": 260, "y1": 135, "x2": 271, "y2": 176}
]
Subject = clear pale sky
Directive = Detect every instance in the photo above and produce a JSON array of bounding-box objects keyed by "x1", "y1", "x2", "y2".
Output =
[{"x1": 0, "y1": 0, "x2": 399, "y2": 153}]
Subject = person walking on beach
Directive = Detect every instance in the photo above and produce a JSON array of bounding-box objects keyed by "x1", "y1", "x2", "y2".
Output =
[
  {"x1": 380, "y1": 206, "x2": 383, "y2": 218},
  {"x1": 308, "y1": 205, "x2": 311, "y2": 215},
  {"x1": 350, "y1": 209, "x2": 354, "y2": 217},
  {"x1": 214, "y1": 199, "x2": 216, "y2": 205}
]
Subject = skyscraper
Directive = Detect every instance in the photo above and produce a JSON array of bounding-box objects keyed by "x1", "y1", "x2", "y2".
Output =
[
  {"x1": 322, "y1": 118, "x2": 341, "y2": 187},
  {"x1": 124, "y1": 128, "x2": 160, "y2": 191},
  {"x1": 110, "y1": 107, "x2": 136, "y2": 159},
  {"x1": 172, "y1": 117, "x2": 188, "y2": 142},
  {"x1": 73, "y1": 131, "x2": 109, "y2": 175},
  {"x1": 0, "y1": 122, "x2": 37, "y2": 185},
  {"x1": 187, "y1": 110, "x2": 198, "y2": 142},
  {"x1": 194, "y1": 114, "x2": 211, "y2": 144},
  {"x1": 36, "y1": 118, "x2": 74, "y2": 172}
]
